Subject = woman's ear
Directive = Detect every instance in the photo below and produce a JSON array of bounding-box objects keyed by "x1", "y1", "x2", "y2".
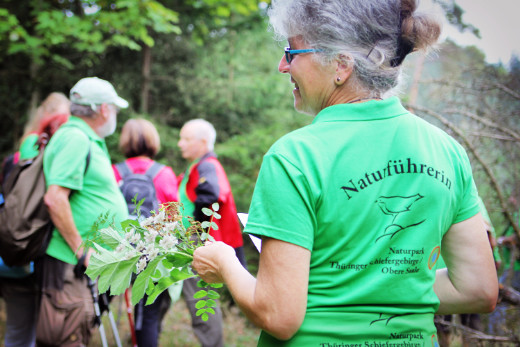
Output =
[{"x1": 334, "y1": 54, "x2": 354, "y2": 86}]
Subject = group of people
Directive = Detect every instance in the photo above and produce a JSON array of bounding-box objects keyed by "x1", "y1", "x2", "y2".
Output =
[
  {"x1": 0, "y1": 77, "x2": 243, "y2": 347},
  {"x1": 0, "y1": 0, "x2": 509, "y2": 346}
]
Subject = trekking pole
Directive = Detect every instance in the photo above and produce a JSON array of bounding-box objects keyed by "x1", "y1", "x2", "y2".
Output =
[
  {"x1": 87, "y1": 278, "x2": 109, "y2": 347},
  {"x1": 125, "y1": 288, "x2": 138, "y2": 347},
  {"x1": 100, "y1": 293, "x2": 123, "y2": 347}
]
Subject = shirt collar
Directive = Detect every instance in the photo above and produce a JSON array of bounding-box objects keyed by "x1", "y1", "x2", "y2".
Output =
[
  {"x1": 312, "y1": 96, "x2": 409, "y2": 124},
  {"x1": 65, "y1": 116, "x2": 103, "y2": 142}
]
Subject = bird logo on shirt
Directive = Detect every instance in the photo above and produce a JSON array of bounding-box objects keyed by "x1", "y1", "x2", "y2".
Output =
[{"x1": 375, "y1": 193, "x2": 426, "y2": 242}]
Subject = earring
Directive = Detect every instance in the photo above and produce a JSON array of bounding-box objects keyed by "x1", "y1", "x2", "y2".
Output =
[{"x1": 336, "y1": 77, "x2": 341, "y2": 82}]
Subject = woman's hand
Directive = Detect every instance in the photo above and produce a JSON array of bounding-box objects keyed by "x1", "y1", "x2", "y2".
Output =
[{"x1": 193, "y1": 241, "x2": 236, "y2": 283}]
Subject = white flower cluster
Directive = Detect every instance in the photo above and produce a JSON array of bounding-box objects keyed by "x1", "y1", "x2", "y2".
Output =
[{"x1": 120, "y1": 211, "x2": 181, "y2": 274}]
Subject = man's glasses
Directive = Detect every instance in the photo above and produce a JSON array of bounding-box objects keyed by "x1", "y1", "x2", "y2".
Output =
[{"x1": 284, "y1": 47, "x2": 323, "y2": 63}]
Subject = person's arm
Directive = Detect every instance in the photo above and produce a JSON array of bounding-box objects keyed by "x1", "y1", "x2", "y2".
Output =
[
  {"x1": 193, "y1": 161, "x2": 220, "y2": 221},
  {"x1": 434, "y1": 212, "x2": 498, "y2": 314},
  {"x1": 44, "y1": 185, "x2": 90, "y2": 265},
  {"x1": 193, "y1": 237, "x2": 310, "y2": 340}
]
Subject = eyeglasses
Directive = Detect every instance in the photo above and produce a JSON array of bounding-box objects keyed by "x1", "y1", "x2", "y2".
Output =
[{"x1": 284, "y1": 47, "x2": 323, "y2": 63}]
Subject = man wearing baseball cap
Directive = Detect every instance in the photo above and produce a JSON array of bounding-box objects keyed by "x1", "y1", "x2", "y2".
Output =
[{"x1": 38, "y1": 77, "x2": 130, "y2": 346}]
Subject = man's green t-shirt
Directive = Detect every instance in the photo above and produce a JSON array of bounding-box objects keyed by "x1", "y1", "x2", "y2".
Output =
[
  {"x1": 19, "y1": 133, "x2": 39, "y2": 160},
  {"x1": 178, "y1": 160, "x2": 198, "y2": 229},
  {"x1": 501, "y1": 212, "x2": 520, "y2": 272},
  {"x1": 244, "y1": 97, "x2": 480, "y2": 345},
  {"x1": 43, "y1": 116, "x2": 128, "y2": 264}
]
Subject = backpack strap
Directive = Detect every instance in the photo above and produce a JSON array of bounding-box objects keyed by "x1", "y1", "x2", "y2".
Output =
[
  {"x1": 115, "y1": 161, "x2": 133, "y2": 180},
  {"x1": 144, "y1": 161, "x2": 165, "y2": 180}
]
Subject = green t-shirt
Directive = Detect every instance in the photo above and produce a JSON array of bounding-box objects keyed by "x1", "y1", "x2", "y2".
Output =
[
  {"x1": 244, "y1": 97, "x2": 480, "y2": 345},
  {"x1": 178, "y1": 160, "x2": 198, "y2": 229},
  {"x1": 43, "y1": 116, "x2": 128, "y2": 264},
  {"x1": 501, "y1": 212, "x2": 520, "y2": 272},
  {"x1": 19, "y1": 133, "x2": 39, "y2": 160}
]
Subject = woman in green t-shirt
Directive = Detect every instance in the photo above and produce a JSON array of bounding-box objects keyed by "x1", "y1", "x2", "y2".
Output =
[{"x1": 192, "y1": 0, "x2": 498, "y2": 345}]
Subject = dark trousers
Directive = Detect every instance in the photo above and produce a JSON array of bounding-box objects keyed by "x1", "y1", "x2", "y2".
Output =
[{"x1": 134, "y1": 291, "x2": 172, "y2": 347}]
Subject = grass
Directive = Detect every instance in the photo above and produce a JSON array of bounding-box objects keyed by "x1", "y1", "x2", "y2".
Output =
[
  {"x1": 0, "y1": 291, "x2": 260, "y2": 347},
  {"x1": 91, "y1": 295, "x2": 260, "y2": 347}
]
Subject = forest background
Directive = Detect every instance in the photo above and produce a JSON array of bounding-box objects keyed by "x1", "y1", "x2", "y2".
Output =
[
  {"x1": 1, "y1": 0, "x2": 519, "y2": 345},
  {"x1": 1, "y1": 0, "x2": 520, "y2": 303}
]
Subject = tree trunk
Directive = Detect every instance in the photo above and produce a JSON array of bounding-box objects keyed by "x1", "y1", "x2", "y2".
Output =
[{"x1": 140, "y1": 44, "x2": 152, "y2": 114}]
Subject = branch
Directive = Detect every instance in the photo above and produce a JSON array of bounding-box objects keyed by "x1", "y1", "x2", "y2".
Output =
[
  {"x1": 406, "y1": 104, "x2": 520, "y2": 240},
  {"x1": 421, "y1": 79, "x2": 520, "y2": 100},
  {"x1": 492, "y1": 81, "x2": 520, "y2": 100},
  {"x1": 444, "y1": 109, "x2": 520, "y2": 143},
  {"x1": 434, "y1": 317, "x2": 519, "y2": 343},
  {"x1": 467, "y1": 132, "x2": 518, "y2": 142},
  {"x1": 499, "y1": 283, "x2": 520, "y2": 306}
]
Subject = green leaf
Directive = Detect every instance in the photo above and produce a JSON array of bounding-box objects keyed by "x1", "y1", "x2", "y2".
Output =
[
  {"x1": 146, "y1": 267, "x2": 194, "y2": 304},
  {"x1": 210, "y1": 222, "x2": 218, "y2": 230},
  {"x1": 165, "y1": 252, "x2": 193, "y2": 267},
  {"x1": 201, "y1": 221, "x2": 211, "y2": 229},
  {"x1": 193, "y1": 290, "x2": 208, "y2": 299},
  {"x1": 146, "y1": 278, "x2": 174, "y2": 305},
  {"x1": 212, "y1": 212, "x2": 221, "y2": 220},
  {"x1": 201, "y1": 313, "x2": 209, "y2": 321},
  {"x1": 162, "y1": 258, "x2": 174, "y2": 270},
  {"x1": 207, "y1": 290, "x2": 220, "y2": 299},
  {"x1": 202, "y1": 207, "x2": 213, "y2": 216},
  {"x1": 169, "y1": 267, "x2": 195, "y2": 282},
  {"x1": 206, "y1": 299, "x2": 217, "y2": 308},
  {"x1": 131, "y1": 256, "x2": 165, "y2": 305},
  {"x1": 121, "y1": 219, "x2": 141, "y2": 231},
  {"x1": 195, "y1": 300, "x2": 207, "y2": 309},
  {"x1": 145, "y1": 278, "x2": 155, "y2": 295},
  {"x1": 210, "y1": 283, "x2": 224, "y2": 289},
  {"x1": 98, "y1": 226, "x2": 125, "y2": 249},
  {"x1": 205, "y1": 307, "x2": 215, "y2": 315},
  {"x1": 86, "y1": 244, "x2": 139, "y2": 296},
  {"x1": 211, "y1": 203, "x2": 219, "y2": 211},
  {"x1": 196, "y1": 308, "x2": 205, "y2": 316}
]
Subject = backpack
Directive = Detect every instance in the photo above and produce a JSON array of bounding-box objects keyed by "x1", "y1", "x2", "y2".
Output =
[
  {"x1": 115, "y1": 161, "x2": 164, "y2": 218},
  {"x1": 0, "y1": 134, "x2": 53, "y2": 267},
  {"x1": 0, "y1": 152, "x2": 17, "y2": 187},
  {"x1": 0, "y1": 133, "x2": 90, "y2": 267}
]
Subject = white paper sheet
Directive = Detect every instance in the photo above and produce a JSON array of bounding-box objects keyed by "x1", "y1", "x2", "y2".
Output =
[{"x1": 237, "y1": 213, "x2": 262, "y2": 253}]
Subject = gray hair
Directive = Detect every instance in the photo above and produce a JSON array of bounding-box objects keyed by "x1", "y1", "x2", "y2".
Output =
[
  {"x1": 184, "y1": 119, "x2": 216, "y2": 152},
  {"x1": 268, "y1": 0, "x2": 441, "y2": 95},
  {"x1": 70, "y1": 103, "x2": 98, "y2": 117}
]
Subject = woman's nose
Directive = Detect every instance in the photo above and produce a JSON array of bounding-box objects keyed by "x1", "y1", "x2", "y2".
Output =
[{"x1": 278, "y1": 55, "x2": 290, "y2": 73}]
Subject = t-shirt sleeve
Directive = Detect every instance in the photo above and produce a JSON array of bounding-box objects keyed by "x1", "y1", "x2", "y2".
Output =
[
  {"x1": 452, "y1": 148, "x2": 480, "y2": 224},
  {"x1": 44, "y1": 129, "x2": 90, "y2": 191},
  {"x1": 244, "y1": 152, "x2": 316, "y2": 251}
]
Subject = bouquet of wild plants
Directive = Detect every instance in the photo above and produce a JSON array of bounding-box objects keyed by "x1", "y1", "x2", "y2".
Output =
[{"x1": 85, "y1": 201, "x2": 222, "y2": 321}]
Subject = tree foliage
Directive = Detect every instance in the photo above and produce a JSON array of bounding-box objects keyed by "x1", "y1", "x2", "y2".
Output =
[
  {"x1": 432, "y1": 0, "x2": 480, "y2": 38},
  {"x1": 404, "y1": 41, "x2": 520, "y2": 238}
]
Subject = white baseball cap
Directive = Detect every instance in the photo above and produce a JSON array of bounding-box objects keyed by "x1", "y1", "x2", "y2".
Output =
[{"x1": 70, "y1": 77, "x2": 129, "y2": 109}]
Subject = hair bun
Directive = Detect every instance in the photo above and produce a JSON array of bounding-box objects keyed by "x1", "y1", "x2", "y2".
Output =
[
  {"x1": 400, "y1": 0, "x2": 441, "y2": 52},
  {"x1": 391, "y1": 0, "x2": 440, "y2": 66}
]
